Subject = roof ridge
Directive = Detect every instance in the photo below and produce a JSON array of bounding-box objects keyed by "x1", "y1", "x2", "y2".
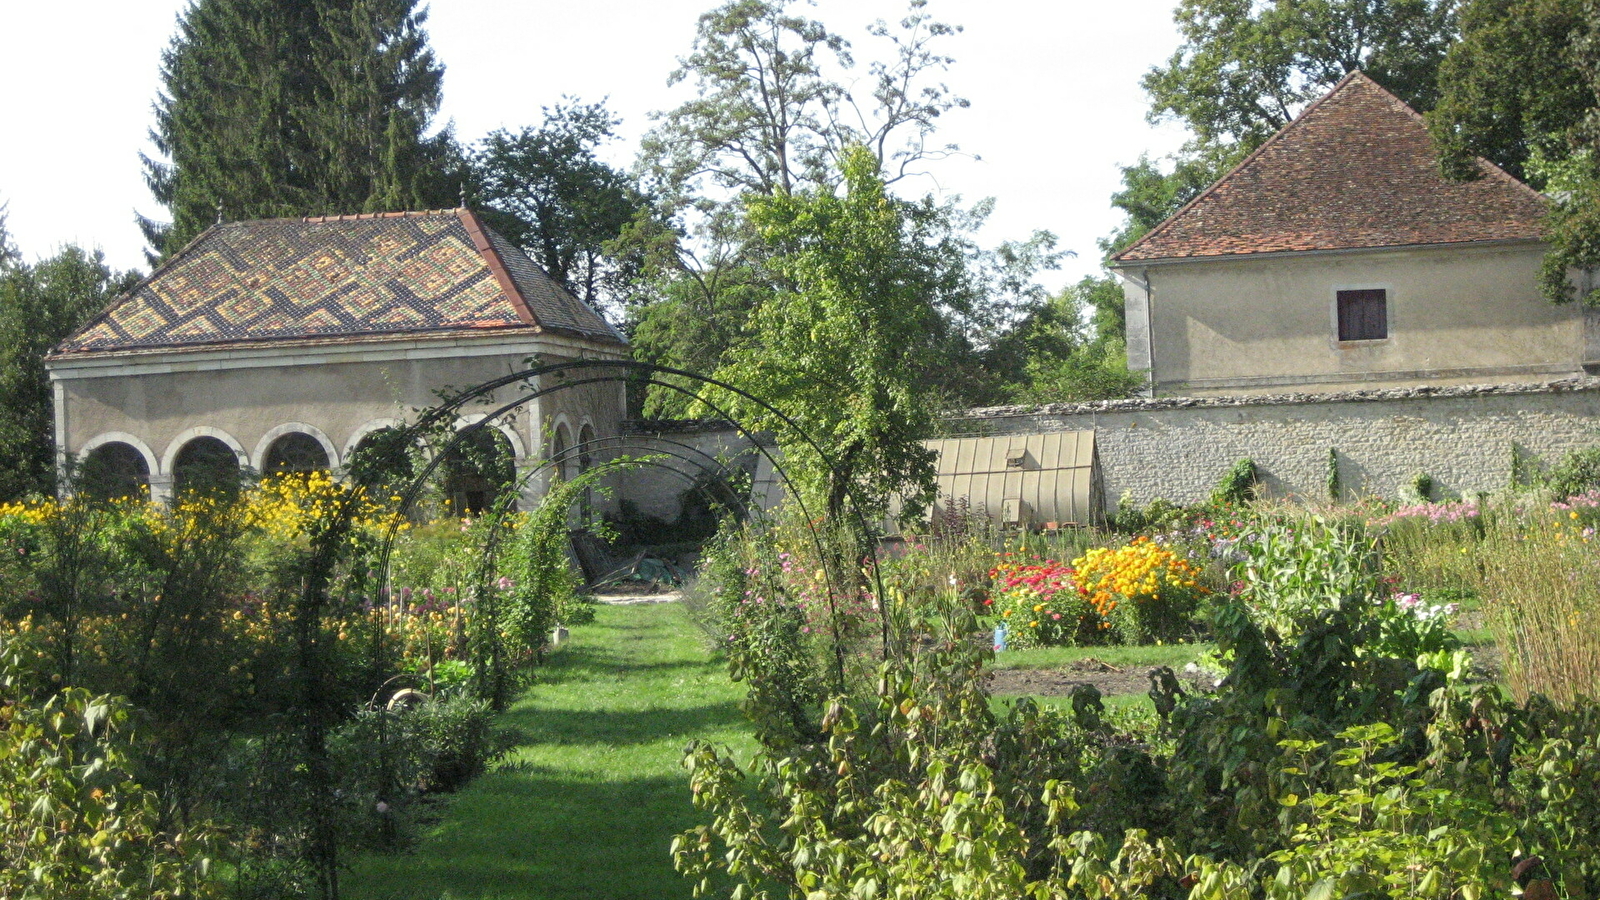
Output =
[
  {"x1": 1114, "y1": 70, "x2": 1365, "y2": 265},
  {"x1": 301, "y1": 208, "x2": 463, "y2": 224},
  {"x1": 456, "y1": 208, "x2": 542, "y2": 330}
]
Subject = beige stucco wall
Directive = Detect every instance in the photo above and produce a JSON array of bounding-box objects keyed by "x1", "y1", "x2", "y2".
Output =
[
  {"x1": 1118, "y1": 242, "x2": 1587, "y2": 396},
  {"x1": 606, "y1": 426, "x2": 764, "y2": 522},
  {"x1": 48, "y1": 333, "x2": 626, "y2": 504}
]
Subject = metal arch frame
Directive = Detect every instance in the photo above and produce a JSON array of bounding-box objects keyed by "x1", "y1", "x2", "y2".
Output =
[
  {"x1": 454, "y1": 442, "x2": 773, "y2": 701},
  {"x1": 346, "y1": 360, "x2": 894, "y2": 679},
  {"x1": 296, "y1": 360, "x2": 896, "y2": 898},
  {"x1": 381, "y1": 372, "x2": 855, "y2": 681}
]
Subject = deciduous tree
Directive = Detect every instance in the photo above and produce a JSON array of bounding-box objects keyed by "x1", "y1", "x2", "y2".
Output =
[
  {"x1": 470, "y1": 100, "x2": 649, "y2": 312},
  {"x1": 0, "y1": 248, "x2": 137, "y2": 500},
  {"x1": 1426, "y1": 0, "x2": 1600, "y2": 305},
  {"x1": 713, "y1": 147, "x2": 953, "y2": 519},
  {"x1": 629, "y1": 0, "x2": 975, "y2": 415}
]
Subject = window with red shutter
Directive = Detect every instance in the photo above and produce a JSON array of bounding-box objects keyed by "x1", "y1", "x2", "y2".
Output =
[{"x1": 1337, "y1": 289, "x2": 1387, "y2": 341}]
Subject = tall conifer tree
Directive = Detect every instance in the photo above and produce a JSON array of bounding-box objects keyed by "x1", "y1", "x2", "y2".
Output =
[{"x1": 141, "y1": 0, "x2": 456, "y2": 260}]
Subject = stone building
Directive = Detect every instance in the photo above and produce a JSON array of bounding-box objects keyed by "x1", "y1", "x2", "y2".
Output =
[
  {"x1": 1111, "y1": 71, "x2": 1586, "y2": 397},
  {"x1": 45, "y1": 208, "x2": 627, "y2": 505}
]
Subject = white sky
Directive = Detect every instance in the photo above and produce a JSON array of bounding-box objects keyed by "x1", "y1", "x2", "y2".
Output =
[{"x1": 0, "y1": 0, "x2": 1190, "y2": 289}]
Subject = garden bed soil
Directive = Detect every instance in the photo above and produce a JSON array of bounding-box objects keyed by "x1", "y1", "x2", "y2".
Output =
[{"x1": 986, "y1": 657, "x2": 1211, "y2": 699}]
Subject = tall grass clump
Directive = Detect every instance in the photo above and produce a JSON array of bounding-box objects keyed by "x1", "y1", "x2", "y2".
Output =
[
  {"x1": 1375, "y1": 498, "x2": 1483, "y2": 598},
  {"x1": 1476, "y1": 506, "x2": 1600, "y2": 705}
]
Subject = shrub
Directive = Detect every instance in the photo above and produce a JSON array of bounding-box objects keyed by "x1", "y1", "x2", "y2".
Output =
[
  {"x1": 1071, "y1": 537, "x2": 1208, "y2": 644},
  {"x1": 1211, "y1": 457, "x2": 1258, "y2": 506},
  {"x1": 328, "y1": 693, "x2": 497, "y2": 850},
  {"x1": 0, "y1": 632, "x2": 221, "y2": 898},
  {"x1": 987, "y1": 554, "x2": 1092, "y2": 647},
  {"x1": 1403, "y1": 469, "x2": 1436, "y2": 502},
  {"x1": 1233, "y1": 516, "x2": 1382, "y2": 639},
  {"x1": 1185, "y1": 724, "x2": 1519, "y2": 898},
  {"x1": 1546, "y1": 446, "x2": 1600, "y2": 501}
]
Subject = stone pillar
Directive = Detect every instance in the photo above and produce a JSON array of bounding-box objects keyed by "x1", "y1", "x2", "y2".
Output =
[
  {"x1": 513, "y1": 456, "x2": 547, "y2": 513},
  {"x1": 149, "y1": 474, "x2": 175, "y2": 505}
]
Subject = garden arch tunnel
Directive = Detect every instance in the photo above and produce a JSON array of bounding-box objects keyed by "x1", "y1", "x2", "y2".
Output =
[{"x1": 290, "y1": 359, "x2": 899, "y2": 899}]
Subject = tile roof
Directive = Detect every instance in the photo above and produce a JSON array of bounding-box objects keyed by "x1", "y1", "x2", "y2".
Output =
[
  {"x1": 1113, "y1": 71, "x2": 1550, "y2": 264},
  {"x1": 54, "y1": 209, "x2": 623, "y2": 355}
]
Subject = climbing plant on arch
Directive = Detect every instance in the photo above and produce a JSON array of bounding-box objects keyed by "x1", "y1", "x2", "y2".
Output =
[{"x1": 287, "y1": 358, "x2": 914, "y2": 898}]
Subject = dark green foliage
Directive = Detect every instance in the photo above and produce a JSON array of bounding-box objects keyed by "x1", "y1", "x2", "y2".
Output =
[
  {"x1": 328, "y1": 693, "x2": 498, "y2": 850},
  {"x1": 1101, "y1": 147, "x2": 1242, "y2": 256},
  {"x1": 1428, "y1": 0, "x2": 1600, "y2": 306},
  {"x1": 1146, "y1": 0, "x2": 1455, "y2": 149},
  {"x1": 1406, "y1": 469, "x2": 1436, "y2": 502},
  {"x1": 983, "y1": 275, "x2": 1144, "y2": 404},
  {"x1": 627, "y1": 1, "x2": 1058, "y2": 414},
  {"x1": 1327, "y1": 447, "x2": 1341, "y2": 500},
  {"x1": 1426, "y1": 0, "x2": 1590, "y2": 185},
  {"x1": 0, "y1": 247, "x2": 137, "y2": 500},
  {"x1": 1545, "y1": 446, "x2": 1600, "y2": 500},
  {"x1": 470, "y1": 100, "x2": 649, "y2": 310},
  {"x1": 626, "y1": 267, "x2": 770, "y2": 418},
  {"x1": 1211, "y1": 457, "x2": 1259, "y2": 506},
  {"x1": 142, "y1": 0, "x2": 458, "y2": 259}
]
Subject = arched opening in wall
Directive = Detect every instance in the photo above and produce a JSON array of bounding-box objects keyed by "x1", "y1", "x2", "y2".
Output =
[
  {"x1": 173, "y1": 436, "x2": 243, "y2": 498},
  {"x1": 551, "y1": 424, "x2": 572, "y2": 482},
  {"x1": 578, "y1": 423, "x2": 596, "y2": 523},
  {"x1": 263, "y1": 432, "x2": 330, "y2": 478},
  {"x1": 349, "y1": 427, "x2": 416, "y2": 490},
  {"x1": 78, "y1": 442, "x2": 150, "y2": 501},
  {"x1": 444, "y1": 426, "x2": 515, "y2": 516}
]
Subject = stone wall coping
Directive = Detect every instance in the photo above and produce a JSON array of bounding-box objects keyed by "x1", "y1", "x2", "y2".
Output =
[{"x1": 946, "y1": 376, "x2": 1600, "y2": 422}]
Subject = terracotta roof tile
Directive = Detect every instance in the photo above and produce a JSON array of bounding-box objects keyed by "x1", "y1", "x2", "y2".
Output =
[
  {"x1": 1113, "y1": 72, "x2": 1549, "y2": 264},
  {"x1": 53, "y1": 209, "x2": 622, "y2": 355}
]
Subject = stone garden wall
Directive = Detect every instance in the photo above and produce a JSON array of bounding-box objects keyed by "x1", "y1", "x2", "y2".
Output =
[
  {"x1": 617, "y1": 378, "x2": 1600, "y2": 519},
  {"x1": 946, "y1": 378, "x2": 1600, "y2": 509}
]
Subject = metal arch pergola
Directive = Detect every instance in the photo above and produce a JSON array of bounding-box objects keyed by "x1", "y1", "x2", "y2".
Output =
[{"x1": 294, "y1": 359, "x2": 901, "y2": 900}]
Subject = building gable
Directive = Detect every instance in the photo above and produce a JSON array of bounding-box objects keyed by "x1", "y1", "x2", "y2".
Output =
[{"x1": 1113, "y1": 71, "x2": 1549, "y2": 264}]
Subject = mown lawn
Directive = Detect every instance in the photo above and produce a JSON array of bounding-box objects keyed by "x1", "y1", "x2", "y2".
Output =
[{"x1": 343, "y1": 601, "x2": 753, "y2": 900}]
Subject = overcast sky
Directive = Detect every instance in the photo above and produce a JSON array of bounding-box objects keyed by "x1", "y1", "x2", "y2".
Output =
[{"x1": 0, "y1": 0, "x2": 1191, "y2": 289}]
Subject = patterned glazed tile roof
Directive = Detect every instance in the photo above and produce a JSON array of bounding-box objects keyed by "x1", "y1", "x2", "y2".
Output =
[
  {"x1": 1113, "y1": 72, "x2": 1550, "y2": 264},
  {"x1": 54, "y1": 209, "x2": 623, "y2": 355}
]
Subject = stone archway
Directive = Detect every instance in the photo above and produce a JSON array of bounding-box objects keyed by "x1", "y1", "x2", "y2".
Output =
[
  {"x1": 172, "y1": 436, "x2": 244, "y2": 498},
  {"x1": 78, "y1": 440, "x2": 152, "y2": 501}
]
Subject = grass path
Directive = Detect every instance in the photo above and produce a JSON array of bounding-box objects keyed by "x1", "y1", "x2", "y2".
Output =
[{"x1": 343, "y1": 601, "x2": 752, "y2": 900}]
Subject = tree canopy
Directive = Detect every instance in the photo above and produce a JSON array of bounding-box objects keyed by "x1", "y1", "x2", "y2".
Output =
[
  {"x1": 1426, "y1": 0, "x2": 1600, "y2": 305},
  {"x1": 142, "y1": 0, "x2": 458, "y2": 259},
  {"x1": 627, "y1": 0, "x2": 988, "y2": 416},
  {"x1": 713, "y1": 146, "x2": 947, "y2": 518},
  {"x1": 470, "y1": 100, "x2": 650, "y2": 311},
  {"x1": 0, "y1": 248, "x2": 137, "y2": 500}
]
